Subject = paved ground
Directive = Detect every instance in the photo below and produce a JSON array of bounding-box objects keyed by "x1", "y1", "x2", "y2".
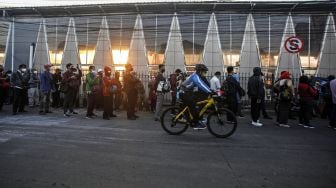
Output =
[{"x1": 0, "y1": 105, "x2": 335, "y2": 188}]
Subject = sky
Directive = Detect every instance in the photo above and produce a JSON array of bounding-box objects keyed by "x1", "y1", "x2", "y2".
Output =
[{"x1": 0, "y1": 0, "x2": 315, "y2": 8}]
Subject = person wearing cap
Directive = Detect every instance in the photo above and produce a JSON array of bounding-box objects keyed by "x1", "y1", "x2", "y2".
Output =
[
  {"x1": 85, "y1": 65, "x2": 101, "y2": 119},
  {"x1": 124, "y1": 64, "x2": 139, "y2": 120},
  {"x1": 28, "y1": 68, "x2": 40, "y2": 108},
  {"x1": 247, "y1": 67, "x2": 265, "y2": 127},
  {"x1": 39, "y1": 64, "x2": 54, "y2": 115},
  {"x1": 95, "y1": 68, "x2": 104, "y2": 109},
  {"x1": 62, "y1": 63, "x2": 81, "y2": 117},
  {"x1": 273, "y1": 71, "x2": 294, "y2": 127},
  {"x1": 52, "y1": 68, "x2": 62, "y2": 108},
  {"x1": 102, "y1": 66, "x2": 118, "y2": 120},
  {"x1": 154, "y1": 64, "x2": 167, "y2": 121},
  {"x1": 11, "y1": 64, "x2": 30, "y2": 115}
]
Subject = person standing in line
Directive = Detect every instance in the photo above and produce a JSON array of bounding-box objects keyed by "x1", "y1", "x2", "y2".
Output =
[
  {"x1": 169, "y1": 69, "x2": 182, "y2": 107},
  {"x1": 233, "y1": 73, "x2": 244, "y2": 117},
  {"x1": 85, "y1": 65, "x2": 101, "y2": 119},
  {"x1": 247, "y1": 67, "x2": 265, "y2": 127},
  {"x1": 72, "y1": 64, "x2": 82, "y2": 108},
  {"x1": 210, "y1": 71, "x2": 221, "y2": 92},
  {"x1": 114, "y1": 71, "x2": 123, "y2": 111},
  {"x1": 52, "y1": 68, "x2": 62, "y2": 108},
  {"x1": 148, "y1": 75, "x2": 157, "y2": 113},
  {"x1": 321, "y1": 75, "x2": 335, "y2": 123},
  {"x1": 225, "y1": 66, "x2": 243, "y2": 120},
  {"x1": 95, "y1": 69, "x2": 104, "y2": 110},
  {"x1": 0, "y1": 65, "x2": 10, "y2": 111},
  {"x1": 329, "y1": 77, "x2": 336, "y2": 130},
  {"x1": 11, "y1": 64, "x2": 30, "y2": 115},
  {"x1": 154, "y1": 64, "x2": 167, "y2": 121},
  {"x1": 273, "y1": 71, "x2": 294, "y2": 128},
  {"x1": 28, "y1": 68, "x2": 40, "y2": 108},
  {"x1": 62, "y1": 63, "x2": 80, "y2": 117},
  {"x1": 124, "y1": 64, "x2": 138, "y2": 120},
  {"x1": 298, "y1": 75, "x2": 317, "y2": 128},
  {"x1": 102, "y1": 66, "x2": 117, "y2": 120},
  {"x1": 39, "y1": 64, "x2": 54, "y2": 115}
]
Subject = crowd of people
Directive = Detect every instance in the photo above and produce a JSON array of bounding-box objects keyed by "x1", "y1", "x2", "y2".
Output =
[{"x1": 0, "y1": 63, "x2": 335, "y2": 130}]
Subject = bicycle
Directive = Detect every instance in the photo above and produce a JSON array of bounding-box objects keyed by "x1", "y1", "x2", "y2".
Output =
[{"x1": 160, "y1": 94, "x2": 237, "y2": 138}]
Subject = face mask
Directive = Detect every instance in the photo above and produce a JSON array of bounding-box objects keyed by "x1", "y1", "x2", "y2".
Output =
[
  {"x1": 21, "y1": 68, "x2": 27, "y2": 72},
  {"x1": 91, "y1": 70, "x2": 96, "y2": 74},
  {"x1": 7, "y1": 74, "x2": 11, "y2": 77},
  {"x1": 33, "y1": 71, "x2": 38, "y2": 74},
  {"x1": 201, "y1": 72, "x2": 207, "y2": 77}
]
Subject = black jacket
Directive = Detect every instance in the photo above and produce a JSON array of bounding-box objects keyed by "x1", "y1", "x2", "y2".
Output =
[
  {"x1": 247, "y1": 68, "x2": 265, "y2": 98},
  {"x1": 11, "y1": 70, "x2": 30, "y2": 89}
]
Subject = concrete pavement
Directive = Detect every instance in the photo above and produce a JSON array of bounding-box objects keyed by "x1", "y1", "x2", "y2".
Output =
[{"x1": 0, "y1": 105, "x2": 335, "y2": 188}]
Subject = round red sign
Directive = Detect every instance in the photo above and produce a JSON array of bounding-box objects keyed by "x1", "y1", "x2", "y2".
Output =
[{"x1": 284, "y1": 36, "x2": 304, "y2": 53}]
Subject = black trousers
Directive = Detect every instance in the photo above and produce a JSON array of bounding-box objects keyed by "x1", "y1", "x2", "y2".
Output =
[
  {"x1": 0, "y1": 87, "x2": 6, "y2": 110},
  {"x1": 330, "y1": 104, "x2": 336, "y2": 127},
  {"x1": 250, "y1": 97, "x2": 261, "y2": 122},
  {"x1": 13, "y1": 88, "x2": 27, "y2": 113},
  {"x1": 114, "y1": 92, "x2": 122, "y2": 110},
  {"x1": 171, "y1": 92, "x2": 177, "y2": 106},
  {"x1": 181, "y1": 93, "x2": 199, "y2": 123},
  {"x1": 86, "y1": 93, "x2": 96, "y2": 116},
  {"x1": 277, "y1": 100, "x2": 290, "y2": 124},
  {"x1": 52, "y1": 91, "x2": 61, "y2": 107},
  {"x1": 64, "y1": 89, "x2": 76, "y2": 114},
  {"x1": 103, "y1": 95, "x2": 114, "y2": 118},
  {"x1": 299, "y1": 100, "x2": 313, "y2": 125},
  {"x1": 127, "y1": 91, "x2": 137, "y2": 118}
]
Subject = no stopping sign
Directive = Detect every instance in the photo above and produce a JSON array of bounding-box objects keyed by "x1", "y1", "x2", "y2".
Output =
[{"x1": 285, "y1": 36, "x2": 304, "y2": 53}]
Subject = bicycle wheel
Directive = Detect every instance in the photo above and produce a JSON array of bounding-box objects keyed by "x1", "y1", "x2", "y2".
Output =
[
  {"x1": 207, "y1": 108, "x2": 237, "y2": 138},
  {"x1": 160, "y1": 107, "x2": 189, "y2": 135}
]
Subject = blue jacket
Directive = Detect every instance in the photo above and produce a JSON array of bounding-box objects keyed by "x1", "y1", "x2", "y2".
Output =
[
  {"x1": 181, "y1": 72, "x2": 211, "y2": 94},
  {"x1": 40, "y1": 71, "x2": 54, "y2": 93}
]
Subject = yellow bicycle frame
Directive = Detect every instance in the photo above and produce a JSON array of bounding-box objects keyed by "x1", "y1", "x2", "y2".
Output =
[{"x1": 174, "y1": 97, "x2": 216, "y2": 122}]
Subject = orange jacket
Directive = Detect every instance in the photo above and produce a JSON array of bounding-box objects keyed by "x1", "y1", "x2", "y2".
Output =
[{"x1": 102, "y1": 76, "x2": 118, "y2": 96}]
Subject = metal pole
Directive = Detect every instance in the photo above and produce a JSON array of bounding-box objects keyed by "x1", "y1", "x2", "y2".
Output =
[
  {"x1": 229, "y1": 14, "x2": 232, "y2": 66},
  {"x1": 155, "y1": 14, "x2": 157, "y2": 65},
  {"x1": 86, "y1": 18, "x2": 89, "y2": 65},
  {"x1": 55, "y1": 18, "x2": 57, "y2": 65},
  {"x1": 192, "y1": 14, "x2": 195, "y2": 65},
  {"x1": 308, "y1": 15, "x2": 311, "y2": 72},
  {"x1": 11, "y1": 17, "x2": 14, "y2": 72},
  {"x1": 268, "y1": 15, "x2": 271, "y2": 73}
]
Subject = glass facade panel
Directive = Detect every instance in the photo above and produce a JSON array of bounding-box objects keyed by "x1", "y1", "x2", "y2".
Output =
[
  {"x1": 0, "y1": 21, "x2": 9, "y2": 66},
  {"x1": 270, "y1": 14, "x2": 287, "y2": 73}
]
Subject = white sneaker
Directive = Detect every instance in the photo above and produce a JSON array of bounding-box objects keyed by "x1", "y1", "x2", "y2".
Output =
[
  {"x1": 252, "y1": 121, "x2": 263, "y2": 127},
  {"x1": 279, "y1": 124, "x2": 290, "y2": 128}
]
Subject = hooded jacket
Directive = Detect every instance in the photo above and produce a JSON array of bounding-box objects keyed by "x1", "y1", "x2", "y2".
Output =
[{"x1": 247, "y1": 67, "x2": 265, "y2": 98}]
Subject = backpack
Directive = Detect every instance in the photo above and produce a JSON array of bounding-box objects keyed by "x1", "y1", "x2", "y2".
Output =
[
  {"x1": 157, "y1": 79, "x2": 171, "y2": 93},
  {"x1": 279, "y1": 80, "x2": 292, "y2": 101},
  {"x1": 221, "y1": 77, "x2": 236, "y2": 97}
]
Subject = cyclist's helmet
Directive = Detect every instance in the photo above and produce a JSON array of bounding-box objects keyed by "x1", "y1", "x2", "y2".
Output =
[{"x1": 195, "y1": 64, "x2": 208, "y2": 73}]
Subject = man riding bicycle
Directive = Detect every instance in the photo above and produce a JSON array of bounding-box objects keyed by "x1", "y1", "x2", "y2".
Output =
[{"x1": 179, "y1": 64, "x2": 213, "y2": 130}]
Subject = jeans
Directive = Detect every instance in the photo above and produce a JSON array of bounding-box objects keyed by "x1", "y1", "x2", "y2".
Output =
[
  {"x1": 28, "y1": 87, "x2": 39, "y2": 107},
  {"x1": 155, "y1": 92, "x2": 164, "y2": 119},
  {"x1": 40, "y1": 91, "x2": 51, "y2": 112}
]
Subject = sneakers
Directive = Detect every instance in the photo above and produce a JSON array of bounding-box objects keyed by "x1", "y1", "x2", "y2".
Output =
[
  {"x1": 278, "y1": 124, "x2": 290, "y2": 128},
  {"x1": 192, "y1": 121, "x2": 207, "y2": 130},
  {"x1": 64, "y1": 113, "x2": 71, "y2": 117},
  {"x1": 85, "y1": 116, "x2": 93, "y2": 119},
  {"x1": 71, "y1": 111, "x2": 78, "y2": 115},
  {"x1": 303, "y1": 124, "x2": 315, "y2": 129},
  {"x1": 252, "y1": 121, "x2": 263, "y2": 127}
]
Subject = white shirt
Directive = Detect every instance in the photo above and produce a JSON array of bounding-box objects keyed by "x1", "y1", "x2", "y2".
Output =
[{"x1": 210, "y1": 76, "x2": 221, "y2": 91}]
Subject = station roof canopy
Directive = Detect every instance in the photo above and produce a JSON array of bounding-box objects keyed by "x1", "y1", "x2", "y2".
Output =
[{"x1": 1, "y1": 0, "x2": 335, "y2": 17}]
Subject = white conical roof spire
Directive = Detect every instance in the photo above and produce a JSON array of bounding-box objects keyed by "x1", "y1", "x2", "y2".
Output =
[
  {"x1": 33, "y1": 19, "x2": 50, "y2": 72},
  {"x1": 239, "y1": 14, "x2": 261, "y2": 74},
  {"x1": 201, "y1": 13, "x2": 224, "y2": 74},
  {"x1": 275, "y1": 14, "x2": 302, "y2": 79},
  {"x1": 316, "y1": 13, "x2": 336, "y2": 76},
  {"x1": 93, "y1": 16, "x2": 114, "y2": 70},
  {"x1": 128, "y1": 14, "x2": 149, "y2": 74},
  {"x1": 164, "y1": 13, "x2": 186, "y2": 74},
  {"x1": 61, "y1": 18, "x2": 81, "y2": 70}
]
